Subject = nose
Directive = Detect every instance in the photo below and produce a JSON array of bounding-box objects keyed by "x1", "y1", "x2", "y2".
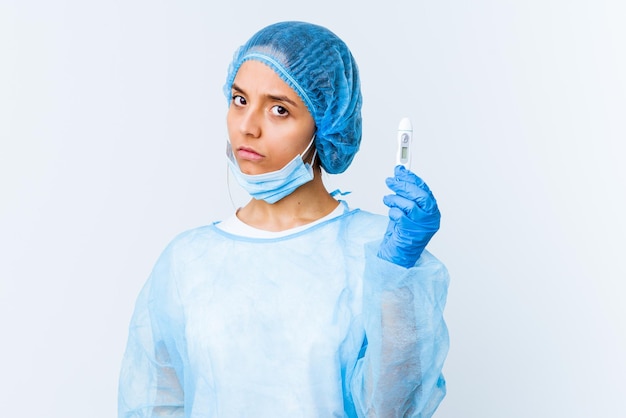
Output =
[{"x1": 238, "y1": 106, "x2": 262, "y2": 138}]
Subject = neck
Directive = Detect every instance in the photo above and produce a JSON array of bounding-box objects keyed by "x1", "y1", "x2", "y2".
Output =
[{"x1": 236, "y1": 168, "x2": 339, "y2": 232}]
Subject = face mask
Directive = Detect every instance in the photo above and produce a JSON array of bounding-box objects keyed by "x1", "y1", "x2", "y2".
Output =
[{"x1": 226, "y1": 136, "x2": 317, "y2": 204}]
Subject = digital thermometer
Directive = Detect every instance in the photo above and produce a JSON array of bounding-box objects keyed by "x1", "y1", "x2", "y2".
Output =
[{"x1": 396, "y1": 117, "x2": 413, "y2": 169}]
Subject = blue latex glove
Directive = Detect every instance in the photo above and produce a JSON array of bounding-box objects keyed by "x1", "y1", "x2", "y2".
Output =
[{"x1": 377, "y1": 165, "x2": 441, "y2": 268}]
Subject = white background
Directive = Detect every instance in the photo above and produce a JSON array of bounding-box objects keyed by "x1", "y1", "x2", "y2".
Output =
[{"x1": 1, "y1": 0, "x2": 625, "y2": 417}]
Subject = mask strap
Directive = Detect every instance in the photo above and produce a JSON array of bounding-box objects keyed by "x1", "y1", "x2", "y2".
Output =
[{"x1": 302, "y1": 135, "x2": 317, "y2": 165}]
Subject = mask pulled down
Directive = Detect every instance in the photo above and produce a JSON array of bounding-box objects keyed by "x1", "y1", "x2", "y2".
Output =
[{"x1": 226, "y1": 136, "x2": 317, "y2": 204}]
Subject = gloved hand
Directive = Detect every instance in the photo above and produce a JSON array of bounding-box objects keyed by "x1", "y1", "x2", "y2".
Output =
[{"x1": 377, "y1": 165, "x2": 441, "y2": 268}]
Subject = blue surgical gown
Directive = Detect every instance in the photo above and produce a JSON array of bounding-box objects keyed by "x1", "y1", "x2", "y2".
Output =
[{"x1": 118, "y1": 206, "x2": 449, "y2": 417}]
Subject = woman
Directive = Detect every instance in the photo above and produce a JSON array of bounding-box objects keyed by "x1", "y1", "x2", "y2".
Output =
[{"x1": 119, "y1": 21, "x2": 449, "y2": 418}]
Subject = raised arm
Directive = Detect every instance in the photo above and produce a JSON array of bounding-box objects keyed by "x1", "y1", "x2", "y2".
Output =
[{"x1": 350, "y1": 166, "x2": 449, "y2": 417}]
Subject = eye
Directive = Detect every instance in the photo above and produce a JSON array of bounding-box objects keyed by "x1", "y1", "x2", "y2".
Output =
[
  {"x1": 232, "y1": 95, "x2": 246, "y2": 106},
  {"x1": 270, "y1": 105, "x2": 289, "y2": 117}
]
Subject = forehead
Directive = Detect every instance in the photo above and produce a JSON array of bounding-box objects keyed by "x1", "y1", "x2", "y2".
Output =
[{"x1": 233, "y1": 60, "x2": 305, "y2": 103}]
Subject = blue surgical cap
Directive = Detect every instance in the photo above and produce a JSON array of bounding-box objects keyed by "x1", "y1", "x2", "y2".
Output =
[{"x1": 224, "y1": 21, "x2": 362, "y2": 174}]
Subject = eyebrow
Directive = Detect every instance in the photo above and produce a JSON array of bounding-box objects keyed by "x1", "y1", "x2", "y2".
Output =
[{"x1": 232, "y1": 83, "x2": 299, "y2": 108}]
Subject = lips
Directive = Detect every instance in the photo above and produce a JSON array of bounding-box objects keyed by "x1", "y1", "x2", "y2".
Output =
[{"x1": 236, "y1": 146, "x2": 264, "y2": 162}]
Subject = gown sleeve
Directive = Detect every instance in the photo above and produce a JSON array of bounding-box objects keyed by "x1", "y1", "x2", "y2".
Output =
[
  {"x1": 118, "y1": 242, "x2": 186, "y2": 418},
  {"x1": 350, "y1": 241, "x2": 450, "y2": 418}
]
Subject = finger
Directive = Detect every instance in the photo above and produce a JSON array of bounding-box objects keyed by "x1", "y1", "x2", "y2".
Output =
[
  {"x1": 384, "y1": 192, "x2": 440, "y2": 219},
  {"x1": 394, "y1": 165, "x2": 426, "y2": 188},
  {"x1": 383, "y1": 194, "x2": 422, "y2": 218},
  {"x1": 387, "y1": 177, "x2": 432, "y2": 201},
  {"x1": 387, "y1": 206, "x2": 407, "y2": 223},
  {"x1": 388, "y1": 204, "x2": 441, "y2": 234},
  {"x1": 391, "y1": 165, "x2": 433, "y2": 196},
  {"x1": 385, "y1": 177, "x2": 432, "y2": 204},
  {"x1": 387, "y1": 207, "x2": 439, "y2": 239},
  {"x1": 384, "y1": 218, "x2": 395, "y2": 237}
]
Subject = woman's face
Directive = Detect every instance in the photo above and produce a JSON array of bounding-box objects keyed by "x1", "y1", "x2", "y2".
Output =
[{"x1": 227, "y1": 60, "x2": 316, "y2": 175}]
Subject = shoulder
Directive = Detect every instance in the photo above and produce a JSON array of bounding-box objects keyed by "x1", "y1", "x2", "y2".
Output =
[
  {"x1": 339, "y1": 207, "x2": 388, "y2": 241},
  {"x1": 345, "y1": 208, "x2": 387, "y2": 228},
  {"x1": 158, "y1": 224, "x2": 220, "y2": 263}
]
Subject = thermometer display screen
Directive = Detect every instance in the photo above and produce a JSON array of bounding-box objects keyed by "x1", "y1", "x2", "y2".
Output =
[{"x1": 396, "y1": 117, "x2": 413, "y2": 169}]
